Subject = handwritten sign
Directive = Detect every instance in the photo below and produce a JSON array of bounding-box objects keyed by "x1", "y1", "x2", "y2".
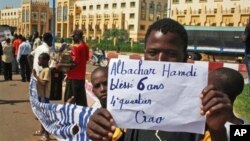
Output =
[{"x1": 107, "y1": 59, "x2": 208, "y2": 134}]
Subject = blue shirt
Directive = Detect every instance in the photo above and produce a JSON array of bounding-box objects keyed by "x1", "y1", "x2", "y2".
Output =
[{"x1": 16, "y1": 41, "x2": 31, "y2": 62}]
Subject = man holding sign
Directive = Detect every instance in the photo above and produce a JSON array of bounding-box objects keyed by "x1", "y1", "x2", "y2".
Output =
[{"x1": 87, "y1": 18, "x2": 231, "y2": 141}]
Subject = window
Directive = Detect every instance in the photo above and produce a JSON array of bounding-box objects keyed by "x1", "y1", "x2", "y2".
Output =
[
  {"x1": 121, "y1": 3, "x2": 126, "y2": 8},
  {"x1": 130, "y1": 2, "x2": 135, "y2": 8},
  {"x1": 231, "y1": 8, "x2": 235, "y2": 13},
  {"x1": 63, "y1": 6, "x2": 67, "y2": 21},
  {"x1": 82, "y1": 6, "x2": 86, "y2": 10},
  {"x1": 214, "y1": 9, "x2": 217, "y2": 14},
  {"x1": 97, "y1": 5, "x2": 101, "y2": 10},
  {"x1": 112, "y1": 3, "x2": 117, "y2": 9},
  {"x1": 198, "y1": 9, "x2": 201, "y2": 14},
  {"x1": 157, "y1": 3, "x2": 161, "y2": 13},
  {"x1": 104, "y1": 4, "x2": 108, "y2": 9},
  {"x1": 89, "y1": 5, "x2": 93, "y2": 10},
  {"x1": 129, "y1": 24, "x2": 134, "y2": 30},
  {"x1": 200, "y1": 0, "x2": 207, "y2": 2},
  {"x1": 186, "y1": 0, "x2": 192, "y2": 2},
  {"x1": 57, "y1": 7, "x2": 62, "y2": 21},
  {"x1": 184, "y1": 10, "x2": 187, "y2": 14},
  {"x1": 163, "y1": 4, "x2": 168, "y2": 17},
  {"x1": 149, "y1": 2, "x2": 155, "y2": 21},
  {"x1": 141, "y1": 0, "x2": 146, "y2": 20},
  {"x1": 140, "y1": 25, "x2": 145, "y2": 30},
  {"x1": 130, "y1": 13, "x2": 135, "y2": 19}
]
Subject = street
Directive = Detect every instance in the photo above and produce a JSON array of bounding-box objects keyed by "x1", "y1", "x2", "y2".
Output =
[{"x1": 0, "y1": 63, "x2": 97, "y2": 141}]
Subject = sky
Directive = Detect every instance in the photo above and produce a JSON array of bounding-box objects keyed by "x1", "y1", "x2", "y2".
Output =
[{"x1": 0, "y1": 0, "x2": 54, "y2": 10}]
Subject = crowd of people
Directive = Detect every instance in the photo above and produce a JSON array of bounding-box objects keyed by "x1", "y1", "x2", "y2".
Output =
[
  {"x1": 0, "y1": 17, "x2": 249, "y2": 141},
  {"x1": 0, "y1": 31, "x2": 43, "y2": 81}
]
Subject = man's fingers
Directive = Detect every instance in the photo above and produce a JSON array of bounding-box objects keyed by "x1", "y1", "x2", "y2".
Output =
[
  {"x1": 86, "y1": 127, "x2": 103, "y2": 140},
  {"x1": 201, "y1": 97, "x2": 229, "y2": 115}
]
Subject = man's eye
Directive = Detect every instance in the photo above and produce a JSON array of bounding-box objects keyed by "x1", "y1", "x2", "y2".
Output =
[
  {"x1": 148, "y1": 51, "x2": 157, "y2": 56},
  {"x1": 93, "y1": 84, "x2": 100, "y2": 88},
  {"x1": 103, "y1": 81, "x2": 108, "y2": 86}
]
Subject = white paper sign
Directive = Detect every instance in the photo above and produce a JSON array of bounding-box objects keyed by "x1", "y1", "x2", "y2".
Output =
[{"x1": 107, "y1": 59, "x2": 208, "y2": 134}]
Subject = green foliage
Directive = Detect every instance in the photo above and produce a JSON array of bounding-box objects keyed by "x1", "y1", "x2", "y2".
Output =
[{"x1": 234, "y1": 85, "x2": 250, "y2": 122}]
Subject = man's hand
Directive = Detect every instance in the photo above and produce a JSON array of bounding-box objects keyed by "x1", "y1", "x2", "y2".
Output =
[
  {"x1": 87, "y1": 108, "x2": 116, "y2": 141},
  {"x1": 200, "y1": 85, "x2": 231, "y2": 141},
  {"x1": 32, "y1": 69, "x2": 37, "y2": 77},
  {"x1": 66, "y1": 96, "x2": 75, "y2": 104}
]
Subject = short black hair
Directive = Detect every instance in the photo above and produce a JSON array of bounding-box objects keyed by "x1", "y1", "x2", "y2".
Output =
[
  {"x1": 39, "y1": 52, "x2": 50, "y2": 62},
  {"x1": 209, "y1": 67, "x2": 244, "y2": 103},
  {"x1": 43, "y1": 32, "x2": 53, "y2": 42},
  {"x1": 91, "y1": 67, "x2": 108, "y2": 83},
  {"x1": 6, "y1": 38, "x2": 11, "y2": 44},
  {"x1": 145, "y1": 18, "x2": 188, "y2": 52}
]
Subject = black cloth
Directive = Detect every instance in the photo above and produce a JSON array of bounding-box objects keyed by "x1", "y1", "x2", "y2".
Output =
[
  {"x1": 64, "y1": 79, "x2": 87, "y2": 106},
  {"x1": 19, "y1": 55, "x2": 31, "y2": 81},
  {"x1": 2, "y1": 62, "x2": 12, "y2": 80},
  {"x1": 0, "y1": 44, "x2": 2, "y2": 74},
  {"x1": 124, "y1": 129, "x2": 202, "y2": 141},
  {"x1": 244, "y1": 24, "x2": 250, "y2": 54}
]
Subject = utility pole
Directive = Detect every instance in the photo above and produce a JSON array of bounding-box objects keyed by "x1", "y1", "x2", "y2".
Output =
[
  {"x1": 51, "y1": 0, "x2": 56, "y2": 50},
  {"x1": 168, "y1": 0, "x2": 172, "y2": 18}
]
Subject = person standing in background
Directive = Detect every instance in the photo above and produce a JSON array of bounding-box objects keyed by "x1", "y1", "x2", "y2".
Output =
[
  {"x1": 31, "y1": 33, "x2": 53, "y2": 74},
  {"x1": 1, "y1": 38, "x2": 13, "y2": 81},
  {"x1": 57, "y1": 29, "x2": 89, "y2": 106},
  {"x1": 12, "y1": 34, "x2": 22, "y2": 74},
  {"x1": 0, "y1": 42, "x2": 2, "y2": 75},
  {"x1": 17, "y1": 36, "x2": 31, "y2": 82},
  {"x1": 32, "y1": 31, "x2": 42, "y2": 51}
]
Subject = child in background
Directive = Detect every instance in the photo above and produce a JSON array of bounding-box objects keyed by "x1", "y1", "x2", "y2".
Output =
[
  {"x1": 90, "y1": 67, "x2": 125, "y2": 141},
  {"x1": 32, "y1": 53, "x2": 51, "y2": 141},
  {"x1": 203, "y1": 67, "x2": 245, "y2": 141}
]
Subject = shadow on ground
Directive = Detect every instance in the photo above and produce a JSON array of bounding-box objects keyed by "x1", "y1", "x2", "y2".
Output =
[{"x1": 0, "y1": 99, "x2": 30, "y2": 105}]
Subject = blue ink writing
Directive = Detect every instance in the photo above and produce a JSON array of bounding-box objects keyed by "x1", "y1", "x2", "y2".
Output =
[
  {"x1": 162, "y1": 64, "x2": 197, "y2": 78},
  {"x1": 110, "y1": 93, "x2": 151, "y2": 110},
  {"x1": 110, "y1": 59, "x2": 156, "y2": 76},
  {"x1": 110, "y1": 78, "x2": 133, "y2": 90},
  {"x1": 137, "y1": 77, "x2": 164, "y2": 91},
  {"x1": 135, "y1": 110, "x2": 165, "y2": 124}
]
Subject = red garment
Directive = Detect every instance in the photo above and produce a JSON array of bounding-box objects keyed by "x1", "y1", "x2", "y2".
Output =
[
  {"x1": 12, "y1": 39, "x2": 21, "y2": 56},
  {"x1": 67, "y1": 42, "x2": 89, "y2": 80}
]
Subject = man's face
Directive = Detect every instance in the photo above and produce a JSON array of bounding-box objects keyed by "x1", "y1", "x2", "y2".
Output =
[
  {"x1": 72, "y1": 31, "x2": 81, "y2": 43},
  {"x1": 47, "y1": 37, "x2": 53, "y2": 47},
  {"x1": 38, "y1": 56, "x2": 43, "y2": 66},
  {"x1": 144, "y1": 31, "x2": 186, "y2": 62},
  {"x1": 91, "y1": 70, "x2": 108, "y2": 108}
]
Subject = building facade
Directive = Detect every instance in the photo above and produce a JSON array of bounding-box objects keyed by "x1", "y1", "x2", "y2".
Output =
[
  {"x1": 0, "y1": 7, "x2": 21, "y2": 32},
  {"x1": 56, "y1": 0, "x2": 77, "y2": 38},
  {"x1": 21, "y1": 0, "x2": 51, "y2": 37},
  {"x1": 0, "y1": 0, "x2": 51, "y2": 37},
  {"x1": 171, "y1": 0, "x2": 250, "y2": 27},
  {"x1": 56, "y1": 0, "x2": 168, "y2": 41}
]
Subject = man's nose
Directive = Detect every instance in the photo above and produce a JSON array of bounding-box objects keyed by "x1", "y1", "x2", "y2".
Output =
[
  {"x1": 158, "y1": 52, "x2": 168, "y2": 61},
  {"x1": 100, "y1": 84, "x2": 107, "y2": 91}
]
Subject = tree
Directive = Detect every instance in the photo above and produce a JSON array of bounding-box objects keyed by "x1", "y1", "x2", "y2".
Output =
[{"x1": 103, "y1": 28, "x2": 129, "y2": 52}]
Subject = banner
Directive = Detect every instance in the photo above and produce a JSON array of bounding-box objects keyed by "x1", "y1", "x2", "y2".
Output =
[
  {"x1": 29, "y1": 77, "x2": 97, "y2": 141},
  {"x1": 107, "y1": 59, "x2": 208, "y2": 134}
]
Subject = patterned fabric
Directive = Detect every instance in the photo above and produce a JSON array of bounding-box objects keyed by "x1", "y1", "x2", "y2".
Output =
[{"x1": 29, "y1": 76, "x2": 97, "y2": 141}]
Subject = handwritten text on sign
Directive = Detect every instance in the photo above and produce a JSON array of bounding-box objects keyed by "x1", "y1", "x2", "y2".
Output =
[{"x1": 107, "y1": 59, "x2": 208, "y2": 134}]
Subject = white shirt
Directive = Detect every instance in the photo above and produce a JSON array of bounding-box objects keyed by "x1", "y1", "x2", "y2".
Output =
[
  {"x1": 16, "y1": 41, "x2": 31, "y2": 63},
  {"x1": 31, "y1": 42, "x2": 51, "y2": 73}
]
